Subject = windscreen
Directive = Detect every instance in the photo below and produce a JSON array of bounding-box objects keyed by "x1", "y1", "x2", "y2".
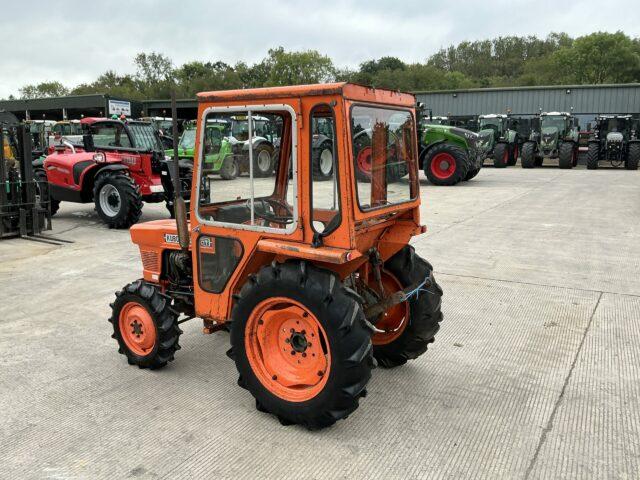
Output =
[{"x1": 128, "y1": 122, "x2": 163, "y2": 151}]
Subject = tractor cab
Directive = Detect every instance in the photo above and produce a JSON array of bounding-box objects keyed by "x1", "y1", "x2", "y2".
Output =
[{"x1": 118, "y1": 83, "x2": 442, "y2": 429}]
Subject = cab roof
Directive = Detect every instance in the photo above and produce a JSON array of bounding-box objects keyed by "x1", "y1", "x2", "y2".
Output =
[{"x1": 197, "y1": 82, "x2": 416, "y2": 107}]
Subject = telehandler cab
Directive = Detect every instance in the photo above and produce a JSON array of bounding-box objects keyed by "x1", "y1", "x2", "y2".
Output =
[{"x1": 109, "y1": 84, "x2": 443, "y2": 429}]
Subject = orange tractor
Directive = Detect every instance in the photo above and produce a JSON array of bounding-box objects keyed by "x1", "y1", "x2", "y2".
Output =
[{"x1": 109, "y1": 83, "x2": 443, "y2": 429}]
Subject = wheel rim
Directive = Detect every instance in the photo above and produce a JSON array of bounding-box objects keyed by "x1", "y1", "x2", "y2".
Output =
[
  {"x1": 319, "y1": 149, "x2": 333, "y2": 176},
  {"x1": 257, "y1": 150, "x2": 271, "y2": 173},
  {"x1": 245, "y1": 297, "x2": 331, "y2": 402},
  {"x1": 514, "y1": 145, "x2": 519, "y2": 160},
  {"x1": 119, "y1": 302, "x2": 157, "y2": 356},
  {"x1": 368, "y1": 270, "x2": 409, "y2": 346},
  {"x1": 99, "y1": 184, "x2": 121, "y2": 217},
  {"x1": 356, "y1": 146, "x2": 372, "y2": 177},
  {"x1": 430, "y1": 152, "x2": 456, "y2": 179}
]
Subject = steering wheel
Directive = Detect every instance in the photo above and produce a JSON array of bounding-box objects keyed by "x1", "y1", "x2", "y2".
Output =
[{"x1": 246, "y1": 197, "x2": 294, "y2": 225}]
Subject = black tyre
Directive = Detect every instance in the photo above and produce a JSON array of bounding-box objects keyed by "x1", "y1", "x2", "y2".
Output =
[
  {"x1": 372, "y1": 246, "x2": 443, "y2": 368},
  {"x1": 93, "y1": 170, "x2": 142, "y2": 228},
  {"x1": 109, "y1": 280, "x2": 182, "y2": 369},
  {"x1": 220, "y1": 156, "x2": 239, "y2": 180},
  {"x1": 230, "y1": 261, "x2": 373, "y2": 429},
  {"x1": 34, "y1": 169, "x2": 60, "y2": 216},
  {"x1": 493, "y1": 142, "x2": 509, "y2": 168},
  {"x1": 626, "y1": 143, "x2": 640, "y2": 170},
  {"x1": 558, "y1": 142, "x2": 575, "y2": 169},
  {"x1": 587, "y1": 142, "x2": 600, "y2": 170},
  {"x1": 521, "y1": 142, "x2": 536, "y2": 169},
  {"x1": 253, "y1": 144, "x2": 275, "y2": 177},
  {"x1": 312, "y1": 142, "x2": 334, "y2": 180},
  {"x1": 424, "y1": 143, "x2": 469, "y2": 186},
  {"x1": 465, "y1": 167, "x2": 480, "y2": 181}
]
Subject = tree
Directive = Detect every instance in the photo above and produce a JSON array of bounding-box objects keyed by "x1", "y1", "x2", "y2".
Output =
[
  {"x1": 19, "y1": 81, "x2": 69, "y2": 99},
  {"x1": 262, "y1": 47, "x2": 336, "y2": 86}
]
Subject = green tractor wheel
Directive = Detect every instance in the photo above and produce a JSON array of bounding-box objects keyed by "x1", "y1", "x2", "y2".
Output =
[
  {"x1": 493, "y1": 143, "x2": 509, "y2": 168},
  {"x1": 558, "y1": 142, "x2": 575, "y2": 169}
]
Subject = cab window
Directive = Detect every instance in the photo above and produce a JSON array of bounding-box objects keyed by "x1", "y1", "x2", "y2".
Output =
[
  {"x1": 197, "y1": 107, "x2": 296, "y2": 233},
  {"x1": 90, "y1": 123, "x2": 132, "y2": 148}
]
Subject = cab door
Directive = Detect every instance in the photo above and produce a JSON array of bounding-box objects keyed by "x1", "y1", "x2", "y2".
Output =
[{"x1": 190, "y1": 103, "x2": 302, "y2": 322}]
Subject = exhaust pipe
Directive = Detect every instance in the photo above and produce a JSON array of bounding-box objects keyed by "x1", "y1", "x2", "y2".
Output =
[{"x1": 170, "y1": 91, "x2": 189, "y2": 251}]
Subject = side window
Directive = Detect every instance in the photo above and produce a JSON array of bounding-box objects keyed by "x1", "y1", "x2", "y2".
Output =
[
  {"x1": 310, "y1": 105, "x2": 340, "y2": 234},
  {"x1": 198, "y1": 108, "x2": 296, "y2": 232},
  {"x1": 91, "y1": 123, "x2": 132, "y2": 148}
]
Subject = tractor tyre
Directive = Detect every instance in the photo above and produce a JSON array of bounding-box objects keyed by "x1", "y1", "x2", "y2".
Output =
[
  {"x1": 424, "y1": 143, "x2": 469, "y2": 186},
  {"x1": 587, "y1": 143, "x2": 600, "y2": 170},
  {"x1": 493, "y1": 143, "x2": 509, "y2": 168},
  {"x1": 93, "y1": 171, "x2": 143, "y2": 228},
  {"x1": 465, "y1": 167, "x2": 480, "y2": 181},
  {"x1": 230, "y1": 261, "x2": 373, "y2": 429},
  {"x1": 109, "y1": 280, "x2": 182, "y2": 369},
  {"x1": 626, "y1": 143, "x2": 640, "y2": 170},
  {"x1": 220, "y1": 156, "x2": 239, "y2": 180},
  {"x1": 312, "y1": 142, "x2": 334, "y2": 180},
  {"x1": 521, "y1": 142, "x2": 536, "y2": 168},
  {"x1": 372, "y1": 245, "x2": 443, "y2": 368},
  {"x1": 508, "y1": 142, "x2": 519, "y2": 166},
  {"x1": 253, "y1": 144, "x2": 275, "y2": 178},
  {"x1": 558, "y1": 142, "x2": 575, "y2": 169},
  {"x1": 34, "y1": 169, "x2": 60, "y2": 216}
]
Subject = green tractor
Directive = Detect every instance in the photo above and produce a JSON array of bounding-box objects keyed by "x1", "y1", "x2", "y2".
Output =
[
  {"x1": 521, "y1": 112, "x2": 580, "y2": 169},
  {"x1": 169, "y1": 116, "x2": 279, "y2": 180},
  {"x1": 418, "y1": 119, "x2": 484, "y2": 186},
  {"x1": 586, "y1": 115, "x2": 640, "y2": 170},
  {"x1": 477, "y1": 114, "x2": 520, "y2": 168}
]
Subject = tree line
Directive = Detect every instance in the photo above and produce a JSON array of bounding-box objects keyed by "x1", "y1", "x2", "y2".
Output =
[{"x1": 14, "y1": 31, "x2": 640, "y2": 101}]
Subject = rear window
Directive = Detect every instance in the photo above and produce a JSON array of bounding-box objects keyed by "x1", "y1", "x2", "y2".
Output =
[{"x1": 351, "y1": 105, "x2": 417, "y2": 211}]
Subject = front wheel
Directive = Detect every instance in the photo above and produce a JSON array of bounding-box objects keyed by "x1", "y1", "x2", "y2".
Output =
[
  {"x1": 493, "y1": 143, "x2": 509, "y2": 168},
  {"x1": 521, "y1": 142, "x2": 536, "y2": 169},
  {"x1": 626, "y1": 143, "x2": 640, "y2": 170},
  {"x1": 230, "y1": 262, "x2": 373, "y2": 429},
  {"x1": 253, "y1": 144, "x2": 275, "y2": 177},
  {"x1": 587, "y1": 142, "x2": 599, "y2": 170},
  {"x1": 371, "y1": 245, "x2": 443, "y2": 368},
  {"x1": 424, "y1": 143, "x2": 469, "y2": 186},
  {"x1": 558, "y1": 142, "x2": 575, "y2": 169},
  {"x1": 220, "y1": 156, "x2": 239, "y2": 180},
  {"x1": 109, "y1": 280, "x2": 182, "y2": 369},
  {"x1": 312, "y1": 143, "x2": 334, "y2": 180},
  {"x1": 93, "y1": 171, "x2": 142, "y2": 228}
]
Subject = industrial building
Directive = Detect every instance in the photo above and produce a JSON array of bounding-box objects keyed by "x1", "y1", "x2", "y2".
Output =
[{"x1": 1, "y1": 84, "x2": 639, "y2": 129}]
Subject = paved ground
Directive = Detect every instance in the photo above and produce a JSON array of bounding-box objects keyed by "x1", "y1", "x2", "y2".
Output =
[{"x1": 1, "y1": 165, "x2": 639, "y2": 479}]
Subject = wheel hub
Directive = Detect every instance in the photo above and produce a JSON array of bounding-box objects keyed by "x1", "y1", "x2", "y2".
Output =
[
  {"x1": 118, "y1": 302, "x2": 157, "y2": 356},
  {"x1": 439, "y1": 160, "x2": 450, "y2": 171},
  {"x1": 289, "y1": 331, "x2": 309, "y2": 353}
]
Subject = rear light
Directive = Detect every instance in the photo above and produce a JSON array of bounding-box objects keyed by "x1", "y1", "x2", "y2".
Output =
[{"x1": 93, "y1": 152, "x2": 106, "y2": 163}]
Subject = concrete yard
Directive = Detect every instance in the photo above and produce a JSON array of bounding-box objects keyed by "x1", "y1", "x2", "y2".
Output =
[{"x1": 1, "y1": 165, "x2": 639, "y2": 479}]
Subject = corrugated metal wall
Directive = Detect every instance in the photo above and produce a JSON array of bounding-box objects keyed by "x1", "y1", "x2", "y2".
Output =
[{"x1": 415, "y1": 84, "x2": 640, "y2": 116}]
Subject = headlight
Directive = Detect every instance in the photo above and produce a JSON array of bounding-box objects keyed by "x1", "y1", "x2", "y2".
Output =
[{"x1": 93, "y1": 152, "x2": 106, "y2": 163}]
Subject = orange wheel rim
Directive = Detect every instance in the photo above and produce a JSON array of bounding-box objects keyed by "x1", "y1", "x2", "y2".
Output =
[
  {"x1": 119, "y1": 302, "x2": 157, "y2": 356},
  {"x1": 245, "y1": 297, "x2": 331, "y2": 402},
  {"x1": 368, "y1": 270, "x2": 409, "y2": 346}
]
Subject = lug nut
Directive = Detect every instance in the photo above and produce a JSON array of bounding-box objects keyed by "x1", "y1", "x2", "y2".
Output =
[
  {"x1": 285, "y1": 338, "x2": 290, "y2": 343},
  {"x1": 290, "y1": 328, "x2": 295, "y2": 333},
  {"x1": 317, "y1": 370, "x2": 324, "y2": 377},
  {"x1": 258, "y1": 319, "x2": 264, "y2": 325},
  {"x1": 272, "y1": 375, "x2": 277, "y2": 380},
  {"x1": 291, "y1": 351, "x2": 296, "y2": 355},
  {"x1": 302, "y1": 353, "x2": 307, "y2": 358}
]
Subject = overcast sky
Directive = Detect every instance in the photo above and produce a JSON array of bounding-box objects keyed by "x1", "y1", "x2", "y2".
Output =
[{"x1": 2, "y1": 0, "x2": 640, "y2": 98}]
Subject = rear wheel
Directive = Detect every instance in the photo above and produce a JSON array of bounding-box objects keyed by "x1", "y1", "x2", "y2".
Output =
[
  {"x1": 626, "y1": 143, "x2": 640, "y2": 170},
  {"x1": 253, "y1": 144, "x2": 275, "y2": 177},
  {"x1": 558, "y1": 142, "x2": 575, "y2": 169},
  {"x1": 109, "y1": 280, "x2": 182, "y2": 369},
  {"x1": 493, "y1": 143, "x2": 509, "y2": 168},
  {"x1": 230, "y1": 262, "x2": 373, "y2": 429},
  {"x1": 93, "y1": 171, "x2": 142, "y2": 228},
  {"x1": 424, "y1": 143, "x2": 469, "y2": 186},
  {"x1": 521, "y1": 142, "x2": 536, "y2": 169},
  {"x1": 587, "y1": 142, "x2": 600, "y2": 170},
  {"x1": 371, "y1": 246, "x2": 443, "y2": 368}
]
